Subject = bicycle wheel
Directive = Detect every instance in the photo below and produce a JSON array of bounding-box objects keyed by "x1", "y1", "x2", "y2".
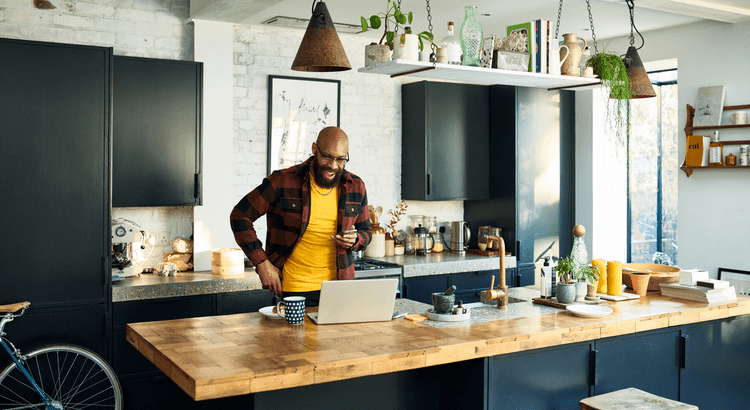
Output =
[{"x1": 0, "y1": 344, "x2": 122, "y2": 410}]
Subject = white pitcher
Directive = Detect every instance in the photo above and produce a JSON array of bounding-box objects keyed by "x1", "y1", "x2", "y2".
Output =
[{"x1": 549, "y1": 40, "x2": 569, "y2": 76}]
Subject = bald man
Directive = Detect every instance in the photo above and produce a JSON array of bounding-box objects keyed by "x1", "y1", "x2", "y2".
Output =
[{"x1": 230, "y1": 126, "x2": 372, "y2": 305}]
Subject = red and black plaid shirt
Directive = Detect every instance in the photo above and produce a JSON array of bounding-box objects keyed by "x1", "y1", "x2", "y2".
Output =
[{"x1": 230, "y1": 157, "x2": 372, "y2": 281}]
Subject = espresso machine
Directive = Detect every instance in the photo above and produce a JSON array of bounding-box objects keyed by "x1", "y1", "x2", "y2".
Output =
[{"x1": 111, "y1": 220, "x2": 145, "y2": 280}]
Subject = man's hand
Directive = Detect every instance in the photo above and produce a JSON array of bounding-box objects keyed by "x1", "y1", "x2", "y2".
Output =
[
  {"x1": 256, "y1": 260, "x2": 282, "y2": 297},
  {"x1": 332, "y1": 227, "x2": 357, "y2": 250}
]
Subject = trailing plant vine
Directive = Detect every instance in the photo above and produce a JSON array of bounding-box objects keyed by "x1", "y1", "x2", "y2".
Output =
[{"x1": 588, "y1": 52, "x2": 631, "y2": 148}]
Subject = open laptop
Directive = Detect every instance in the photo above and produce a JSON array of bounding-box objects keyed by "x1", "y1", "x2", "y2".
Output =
[{"x1": 308, "y1": 278, "x2": 399, "y2": 325}]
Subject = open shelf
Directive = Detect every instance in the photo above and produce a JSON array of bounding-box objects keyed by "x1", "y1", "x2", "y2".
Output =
[
  {"x1": 682, "y1": 103, "x2": 750, "y2": 176},
  {"x1": 357, "y1": 60, "x2": 601, "y2": 90}
]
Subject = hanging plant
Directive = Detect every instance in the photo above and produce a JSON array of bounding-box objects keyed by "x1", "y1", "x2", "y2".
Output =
[{"x1": 587, "y1": 52, "x2": 631, "y2": 146}]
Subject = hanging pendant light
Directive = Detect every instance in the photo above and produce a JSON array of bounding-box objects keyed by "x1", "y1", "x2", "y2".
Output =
[
  {"x1": 291, "y1": 0, "x2": 351, "y2": 72},
  {"x1": 624, "y1": 0, "x2": 655, "y2": 98}
]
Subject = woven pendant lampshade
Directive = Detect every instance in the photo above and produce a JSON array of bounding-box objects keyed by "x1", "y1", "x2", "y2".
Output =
[
  {"x1": 624, "y1": 46, "x2": 656, "y2": 98},
  {"x1": 291, "y1": 1, "x2": 351, "y2": 72}
]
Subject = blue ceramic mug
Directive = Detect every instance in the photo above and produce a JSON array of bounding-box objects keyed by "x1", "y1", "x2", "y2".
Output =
[{"x1": 276, "y1": 296, "x2": 306, "y2": 325}]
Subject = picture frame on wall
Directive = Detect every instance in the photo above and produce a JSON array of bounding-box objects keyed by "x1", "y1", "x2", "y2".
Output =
[
  {"x1": 267, "y1": 75, "x2": 341, "y2": 175},
  {"x1": 693, "y1": 85, "x2": 725, "y2": 127}
]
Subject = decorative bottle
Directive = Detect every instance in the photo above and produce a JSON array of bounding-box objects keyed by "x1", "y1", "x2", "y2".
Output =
[
  {"x1": 570, "y1": 225, "x2": 588, "y2": 281},
  {"x1": 440, "y1": 22, "x2": 461, "y2": 65},
  {"x1": 459, "y1": 6, "x2": 482, "y2": 67},
  {"x1": 709, "y1": 131, "x2": 723, "y2": 165}
]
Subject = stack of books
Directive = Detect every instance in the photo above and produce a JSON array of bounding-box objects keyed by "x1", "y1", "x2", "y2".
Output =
[
  {"x1": 507, "y1": 19, "x2": 550, "y2": 74},
  {"x1": 660, "y1": 279, "x2": 737, "y2": 303}
]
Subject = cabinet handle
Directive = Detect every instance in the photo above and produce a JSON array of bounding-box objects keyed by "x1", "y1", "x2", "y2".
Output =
[
  {"x1": 427, "y1": 174, "x2": 431, "y2": 196},
  {"x1": 680, "y1": 334, "x2": 689, "y2": 369},
  {"x1": 590, "y1": 349, "x2": 598, "y2": 387},
  {"x1": 194, "y1": 173, "x2": 202, "y2": 201}
]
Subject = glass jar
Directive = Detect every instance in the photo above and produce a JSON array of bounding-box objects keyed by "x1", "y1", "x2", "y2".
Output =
[
  {"x1": 404, "y1": 233, "x2": 415, "y2": 254},
  {"x1": 409, "y1": 215, "x2": 424, "y2": 234},
  {"x1": 477, "y1": 226, "x2": 490, "y2": 251},
  {"x1": 432, "y1": 233, "x2": 445, "y2": 253},
  {"x1": 426, "y1": 216, "x2": 437, "y2": 234},
  {"x1": 486, "y1": 227, "x2": 502, "y2": 251}
]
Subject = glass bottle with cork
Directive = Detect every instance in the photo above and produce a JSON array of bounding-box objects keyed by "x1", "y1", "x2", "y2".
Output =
[
  {"x1": 709, "y1": 131, "x2": 723, "y2": 165},
  {"x1": 440, "y1": 22, "x2": 461, "y2": 65}
]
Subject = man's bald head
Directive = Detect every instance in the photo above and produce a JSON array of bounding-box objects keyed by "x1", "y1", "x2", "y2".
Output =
[{"x1": 315, "y1": 126, "x2": 349, "y2": 154}]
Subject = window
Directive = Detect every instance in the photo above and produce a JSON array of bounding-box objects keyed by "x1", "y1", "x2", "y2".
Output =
[{"x1": 627, "y1": 69, "x2": 678, "y2": 264}]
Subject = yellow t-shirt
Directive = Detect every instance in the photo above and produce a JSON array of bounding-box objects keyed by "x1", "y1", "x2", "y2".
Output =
[{"x1": 282, "y1": 177, "x2": 338, "y2": 292}]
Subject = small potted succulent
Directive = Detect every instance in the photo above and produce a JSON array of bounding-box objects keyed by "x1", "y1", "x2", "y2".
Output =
[
  {"x1": 556, "y1": 256, "x2": 577, "y2": 304},
  {"x1": 361, "y1": 0, "x2": 433, "y2": 65},
  {"x1": 579, "y1": 263, "x2": 601, "y2": 299}
]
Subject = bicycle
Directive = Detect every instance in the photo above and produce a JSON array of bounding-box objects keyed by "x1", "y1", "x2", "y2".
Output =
[{"x1": 0, "y1": 301, "x2": 122, "y2": 410}]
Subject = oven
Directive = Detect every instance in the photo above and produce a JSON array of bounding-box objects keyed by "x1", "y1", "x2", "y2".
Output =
[{"x1": 353, "y1": 259, "x2": 403, "y2": 298}]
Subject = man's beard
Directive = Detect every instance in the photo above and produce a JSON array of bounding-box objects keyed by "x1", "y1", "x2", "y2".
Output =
[{"x1": 311, "y1": 156, "x2": 344, "y2": 189}]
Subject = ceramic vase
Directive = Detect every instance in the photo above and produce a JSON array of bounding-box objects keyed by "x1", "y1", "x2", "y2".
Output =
[
  {"x1": 629, "y1": 272, "x2": 651, "y2": 297},
  {"x1": 365, "y1": 44, "x2": 391, "y2": 67},
  {"x1": 556, "y1": 283, "x2": 577, "y2": 304},
  {"x1": 586, "y1": 281, "x2": 598, "y2": 299},
  {"x1": 575, "y1": 281, "x2": 588, "y2": 302},
  {"x1": 364, "y1": 223, "x2": 386, "y2": 257},
  {"x1": 393, "y1": 33, "x2": 419, "y2": 61},
  {"x1": 560, "y1": 33, "x2": 587, "y2": 76}
]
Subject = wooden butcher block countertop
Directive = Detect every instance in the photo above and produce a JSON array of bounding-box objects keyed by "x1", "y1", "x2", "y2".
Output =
[{"x1": 126, "y1": 293, "x2": 750, "y2": 401}]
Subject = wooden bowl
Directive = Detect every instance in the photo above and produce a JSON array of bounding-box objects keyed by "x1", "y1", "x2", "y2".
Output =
[{"x1": 622, "y1": 263, "x2": 680, "y2": 291}]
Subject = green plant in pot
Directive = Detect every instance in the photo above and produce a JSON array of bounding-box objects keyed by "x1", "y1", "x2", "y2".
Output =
[
  {"x1": 556, "y1": 256, "x2": 577, "y2": 304},
  {"x1": 580, "y1": 263, "x2": 601, "y2": 299},
  {"x1": 361, "y1": 0, "x2": 433, "y2": 65}
]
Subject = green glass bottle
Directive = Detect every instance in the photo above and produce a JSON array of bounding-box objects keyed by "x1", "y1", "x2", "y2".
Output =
[{"x1": 459, "y1": 6, "x2": 483, "y2": 66}]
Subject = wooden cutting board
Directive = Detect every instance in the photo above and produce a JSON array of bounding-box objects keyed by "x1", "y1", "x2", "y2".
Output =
[{"x1": 533, "y1": 297, "x2": 608, "y2": 309}]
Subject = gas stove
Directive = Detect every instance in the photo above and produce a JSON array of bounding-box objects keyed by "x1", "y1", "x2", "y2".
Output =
[{"x1": 353, "y1": 259, "x2": 402, "y2": 296}]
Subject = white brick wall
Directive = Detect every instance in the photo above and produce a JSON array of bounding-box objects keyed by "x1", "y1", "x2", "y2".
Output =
[
  {"x1": 232, "y1": 25, "x2": 463, "y2": 238},
  {"x1": 0, "y1": 0, "x2": 193, "y2": 59}
]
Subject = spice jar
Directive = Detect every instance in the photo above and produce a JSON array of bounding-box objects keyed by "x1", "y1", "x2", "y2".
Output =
[
  {"x1": 478, "y1": 226, "x2": 490, "y2": 251},
  {"x1": 432, "y1": 233, "x2": 445, "y2": 253},
  {"x1": 726, "y1": 153, "x2": 737, "y2": 166}
]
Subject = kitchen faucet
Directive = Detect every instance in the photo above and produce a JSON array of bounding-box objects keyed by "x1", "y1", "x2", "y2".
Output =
[{"x1": 484, "y1": 235, "x2": 509, "y2": 309}]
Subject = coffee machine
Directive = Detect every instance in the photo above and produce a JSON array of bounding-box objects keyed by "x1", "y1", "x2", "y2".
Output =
[{"x1": 111, "y1": 220, "x2": 145, "y2": 280}]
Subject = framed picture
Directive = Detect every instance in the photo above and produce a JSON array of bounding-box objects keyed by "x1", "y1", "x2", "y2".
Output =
[
  {"x1": 693, "y1": 85, "x2": 725, "y2": 127},
  {"x1": 267, "y1": 75, "x2": 341, "y2": 175}
]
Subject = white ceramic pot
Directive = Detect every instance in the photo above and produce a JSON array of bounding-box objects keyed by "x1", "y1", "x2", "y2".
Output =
[
  {"x1": 392, "y1": 33, "x2": 419, "y2": 61},
  {"x1": 575, "y1": 281, "x2": 588, "y2": 302},
  {"x1": 365, "y1": 44, "x2": 391, "y2": 67}
]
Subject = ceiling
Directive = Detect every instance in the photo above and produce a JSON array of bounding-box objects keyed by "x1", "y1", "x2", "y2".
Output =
[{"x1": 190, "y1": 0, "x2": 750, "y2": 44}]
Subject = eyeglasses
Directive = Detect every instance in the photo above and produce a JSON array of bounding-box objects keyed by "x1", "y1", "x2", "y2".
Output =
[{"x1": 316, "y1": 148, "x2": 349, "y2": 166}]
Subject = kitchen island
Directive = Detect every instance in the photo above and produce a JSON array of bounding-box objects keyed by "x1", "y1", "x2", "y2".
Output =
[{"x1": 127, "y1": 290, "x2": 750, "y2": 410}]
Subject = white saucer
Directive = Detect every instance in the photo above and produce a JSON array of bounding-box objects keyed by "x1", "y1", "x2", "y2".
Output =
[
  {"x1": 566, "y1": 305, "x2": 613, "y2": 318},
  {"x1": 259, "y1": 306, "x2": 284, "y2": 319}
]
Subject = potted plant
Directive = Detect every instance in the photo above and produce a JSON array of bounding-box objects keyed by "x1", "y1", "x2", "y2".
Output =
[
  {"x1": 555, "y1": 256, "x2": 577, "y2": 304},
  {"x1": 361, "y1": 0, "x2": 433, "y2": 65},
  {"x1": 579, "y1": 263, "x2": 601, "y2": 299}
]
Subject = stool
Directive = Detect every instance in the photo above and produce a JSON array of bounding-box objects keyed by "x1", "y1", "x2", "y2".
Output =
[{"x1": 580, "y1": 388, "x2": 698, "y2": 410}]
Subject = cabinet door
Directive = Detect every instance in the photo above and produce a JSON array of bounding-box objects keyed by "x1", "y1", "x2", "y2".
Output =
[
  {"x1": 113, "y1": 56, "x2": 202, "y2": 206},
  {"x1": 402, "y1": 81, "x2": 488, "y2": 201},
  {"x1": 516, "y1": 264, "x2": 535, "y2": 287},
  {"x1": 0, "y1": 304, "x2": 108, "y2": 370},
  {"x1": 217, "y1": 290, "x2": 276, "y2": 315},
  {"x1": 594, "y1": 328, "x2": 680, "y2": 400},
  {"x1": 0, "y1": 39, "x2": 110, "y2": 307},
  {"x1": 680, "y1": 316, "x2": 750, "y2": 409},
  {"x1": 403, "y1": 275, "x2": 450, "y2": 304},
  {"x1": 489, "y1": 342, "x2": 593, "y2": 410}
]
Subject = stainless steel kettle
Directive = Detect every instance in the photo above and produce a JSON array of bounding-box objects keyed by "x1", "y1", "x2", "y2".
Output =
[{"x1": 449, "y1": 221, "x2": 470, "y2": 254}]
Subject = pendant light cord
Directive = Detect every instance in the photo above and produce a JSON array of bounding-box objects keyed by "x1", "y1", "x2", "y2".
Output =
[
  {"x1": 626, "y1": 0, "x2": 645, "y2": 50},
  {"x1": 555, "y1": 0, "x2": 598, "y2": 54}
]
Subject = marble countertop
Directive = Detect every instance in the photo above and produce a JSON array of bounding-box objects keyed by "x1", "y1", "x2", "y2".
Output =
[
  {"x1": 111, "y1": 269, "x2": 263, "y2": 302},
  {"x1": 374, "y1": 253, "x2": 516, "y2": 277},
  {"x1": 112, "y1": 253, "x2": 517, "y2": 302}
]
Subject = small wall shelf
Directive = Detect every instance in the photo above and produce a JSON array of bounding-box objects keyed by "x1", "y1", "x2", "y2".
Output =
[
  {"x1": 681, "y1": 104, "x2": 750, "y2": 177},
  {"x1": 358, "y1": 59, "x2": 601, "y2": 90}
]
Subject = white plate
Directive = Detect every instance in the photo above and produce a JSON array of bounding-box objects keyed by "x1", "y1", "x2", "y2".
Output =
[
  {"x1": 566, "y1": 305, "x2": 613, "y2": 318},
  {"x1": 259, "y1": 306, "x2": 284, "y2": 319}
]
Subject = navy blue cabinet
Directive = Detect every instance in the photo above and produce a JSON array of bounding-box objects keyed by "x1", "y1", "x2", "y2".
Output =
[
  {"x1": 680, "y1": 315, "x2": 750, "y2": 409},
  {"x1": 489, "y1": 342, "x2": 593, "y2": 410},
  {"x1": 404, "y1": 271, "x2": 498, "y2": 304},
  {"x1": 594, "y1": 328, "x2": 681, "y2": 400},
  {"x1": 403, "y1": 275, "x2": 450, "y2": 304}
]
